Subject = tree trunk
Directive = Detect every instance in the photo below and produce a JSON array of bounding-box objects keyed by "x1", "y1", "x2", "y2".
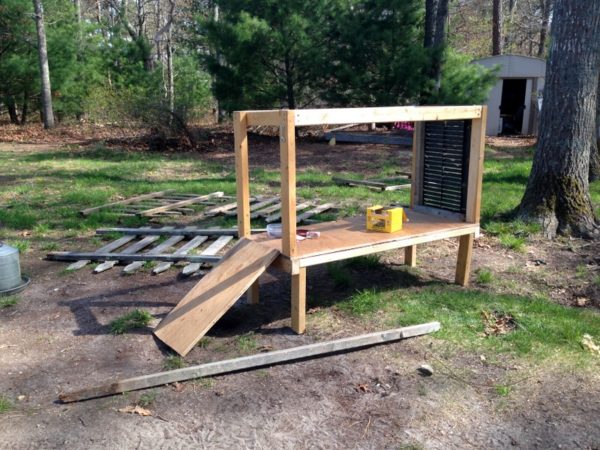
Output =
[
  {"x1": 5, "y1": 97, "x2": 19, "y2": 124},
  {"x1": 431, "y1": 0, "x2": 449, "y2": 92},
  {"x1": 284, "y1": 53, "x2": 295, "y2": 109},
  {"x1": 20, "y1": 88, "x2": 29, "y2": 125},
  {"x1": 518, "y1": 0, "x2": 600, "y2": 239},
  {"x1": 590, "y1": 76, "x2": 600, "y2": 182},
  {"x1": 32, "y1": 0, "x2": 54, "y2": 129},
  {"x1": 492, "y1": 0, "x2": 503, "y2": 55},
  {"x1": 537, "y1": 0, "x2": 552, "y2": 57},
  {"x1": 424, "y1": 0, "x2": 437, "y2": 48}
]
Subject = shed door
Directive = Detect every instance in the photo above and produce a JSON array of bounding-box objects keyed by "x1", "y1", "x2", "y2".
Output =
[{"x1": 500, "y1": 78, "x2": 527, "y2": 135}]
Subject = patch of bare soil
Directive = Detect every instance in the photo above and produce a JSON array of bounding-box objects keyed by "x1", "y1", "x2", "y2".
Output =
[
  {"x1": 0, "y1": 233, "x2": 598, "y2": 449},
  {"x1": 0, "y1": 139, "x2": 599, "y2": 449}
]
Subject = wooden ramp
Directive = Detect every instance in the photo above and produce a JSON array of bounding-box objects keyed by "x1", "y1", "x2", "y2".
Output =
[{"x1": 154, "y1": 238, "x2": 280, "y2": 356}]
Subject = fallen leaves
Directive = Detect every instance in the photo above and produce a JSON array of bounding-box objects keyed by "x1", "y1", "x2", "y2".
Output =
[
  {"x1": 481, "y1": 310, "x2": 516, "y2": 336},
  {"x1": 581, "y1": 334, "x2": 600, "y2": 356},
  {"x1": 118, "y1": 405, "x2": 153, "y2": 417}
]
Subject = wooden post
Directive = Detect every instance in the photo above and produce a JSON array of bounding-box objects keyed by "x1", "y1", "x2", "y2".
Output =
[
  {"x1": 279, "y1": 110, "x2": 297, "y2": 257},
  {"x1": 404, "y1": 245, "x2": 417, "y2": 267},
  {"x1": 410, "y1": 122, "x2": 425, "y2": 209},
  {"x1": 234, "y1": 111, "x2": 259, "y2": 303},
  {"x1": 466, "y1": 106, "x2": 487, "y2": 223},
  {"x1": 455, "y1": 234, "x2": 474, "y2": 286},
  {"x1": 291, "y1": 267, "x2": 306, "y2": 334}
]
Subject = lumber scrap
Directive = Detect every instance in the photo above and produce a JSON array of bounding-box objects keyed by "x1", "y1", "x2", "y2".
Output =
[
  {"x1": 152, "y1": 235, "x2": 208, "y2": 274},
  {"x1": 66, "y1": 235, "x2": 136, "y2": 271},
  {"x1": 323, "y1": 132, "x2": 413, "y2": 146},
  {"x1": 139, "y1": 192, "x2": 224, "y2": 216},
  {"x1": 93, "y1": 236, "x2": 160, "y2": 273},
  {"x1": 59, "y1": 322, "x2": 440, "y2": 402},
  {"x1": 79, "y1": 190, "x2": 175, "y2": 216},
  {"x1": 181, "y1": 235, "x2": 234, "y2": 276},
  {"x1": 333, "y1": 177, "x2": 411, "y2": 191},
  {"x1": 154, "y1": 239, "x2": 280, "y2": 356}
]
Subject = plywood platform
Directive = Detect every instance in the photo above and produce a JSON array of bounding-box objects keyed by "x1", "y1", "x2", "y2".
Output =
[{"x1": 252, "y1": 209, "x2": 478, "y2": 269}]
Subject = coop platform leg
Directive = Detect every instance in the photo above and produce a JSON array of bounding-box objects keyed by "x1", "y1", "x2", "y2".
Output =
[
  {"x1": 455, "y1": 234, "x2": 474, "y2": 286},
  {"x1": 291, "y1": 267, "x2": 307, "y2": 334},
  {"x1": 405, "y1": 245, "x2": 417, "y2": 267},
  {"x1": 247, "y1": 280, "x2": 260, "y2": 305}
]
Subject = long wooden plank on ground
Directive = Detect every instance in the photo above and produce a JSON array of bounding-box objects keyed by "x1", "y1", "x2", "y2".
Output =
[
  {"x1": 66, "y1": 235, "x2": 136, "y2": 271},
  {"x1": 47, "y1": 252, "x2": 221, "y2": 264},
  {"x1": 139, "y1": 192, "x2": 224, "y2": 216},
  {"x1": 181, "y1": 235, "x2": 234, "y2": 276},
  {"x1": 96, "y1": 227, "x2": 252, "y2": 237},
  {"x1": 92, "y1": 235, "x2": 160, "y2": 273},
  {"x1": 59, "y1": 322, "x2": 440, "y2": 402},
  {"x1": 80, "y1": 190, "x2": 175, "y2": 216},
  {"x1": 153, "y1": 235, "x2": 209, "y2": 274},
  {"x1": 123, "y1": 234, "x2": 185, "y2": 274},
  {"x1": 154, "y1": 238, "x2": 280, "y2": 356},
  {"x1": 323, "y1": 132, "x2": 412, "y2": 146}
]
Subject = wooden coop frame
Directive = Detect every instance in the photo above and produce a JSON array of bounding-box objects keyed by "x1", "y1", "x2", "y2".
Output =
[{"x1": 235, "y1": 105, "x2": 487, "y2": 334}]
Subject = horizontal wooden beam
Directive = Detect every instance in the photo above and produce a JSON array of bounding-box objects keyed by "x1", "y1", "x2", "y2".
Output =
[
  {"x1": 297, "y1": 225, "x2": 479, "y2": 268},
  {"x1": 59, "y1": 322, "x2": 440, "y2": 402},
  {"x1": 95, "y1": 227, "x2": 266, "y2": 237},
  {"x1": 47, "y1": 252, "x2": 221, "y2": 264},
  {"x1": 240, "y1": 106, "x2": 483, "y2": 128},
  {"x1": 245, "y1": 110, "x2": 281, "y2": 126}
]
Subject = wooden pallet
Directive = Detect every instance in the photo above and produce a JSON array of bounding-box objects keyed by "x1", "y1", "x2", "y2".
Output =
[
  {"x1": 79, "y1": 191, "x2": 228, "y2": 217},
  {"x1": 210, "y1": 196, "x2": 336, "y2": 223},
  {"x1": 47, "y1": 227, "x2": 240, "y2": 276}
]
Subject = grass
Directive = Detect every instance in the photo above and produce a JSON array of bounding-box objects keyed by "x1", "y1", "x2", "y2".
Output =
[
  {"x1": 340, "y1": 288, "x2": 386, "y2": 316},
  {"x1": 164, "y1": 355, "x2": 186, "y2": 370},
  {"x1": 0, "y1": 296, "x2": 19, "y2": 308},
  {"x1": 340, "y1": 284, "x2": 600, "y2": 362},
  {"x1": 137, "y1": 390, "x2": 156, "y2": 407},
  {"x1": 235, "y1": 333, "x2": 258, "y2": 353},
  {"x1": 494, "y1": 385, "x2": 512, "y2": 397},
  {"x1": 0, "y1": 395, "x2": 13, "y2": 414},
  {"x1": 326, "y1": 262, "x2": 352, "y2": 288},
  {"x1": 345, "y1": 254, "x2": 382, "y2": 269},
  {"x1": 109, "y1": 309, "x2": 153, "y2": 335},
  {"x1": 476, "y1": 268, "x2": 495, "y2": 284}
]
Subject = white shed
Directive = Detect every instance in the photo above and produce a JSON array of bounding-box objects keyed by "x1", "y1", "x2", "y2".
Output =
[{"x1": 473, "y1": 54, "x2": 546, "y2": 136}]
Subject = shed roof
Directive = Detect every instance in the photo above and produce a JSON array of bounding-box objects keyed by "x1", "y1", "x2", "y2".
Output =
[{"x1": 473, "y1": 54, "x2": 546, "y2": 78}]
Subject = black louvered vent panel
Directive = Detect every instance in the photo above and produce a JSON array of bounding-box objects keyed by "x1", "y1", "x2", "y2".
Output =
[{"x1": 422, "y1": 120, "x2": 471, "y2": 214}]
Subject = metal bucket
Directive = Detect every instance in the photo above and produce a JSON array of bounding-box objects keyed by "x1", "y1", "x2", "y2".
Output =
[{"x1": 0, "y1": 242, "x2": 22, "y2": 291}]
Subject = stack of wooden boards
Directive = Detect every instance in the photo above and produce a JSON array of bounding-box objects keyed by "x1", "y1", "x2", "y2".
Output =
[{"x1": 47, "y1": 227, "x2": 238, "y2": 276}]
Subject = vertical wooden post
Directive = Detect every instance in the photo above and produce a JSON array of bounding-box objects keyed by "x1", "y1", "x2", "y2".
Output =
[
  {"x1": 234, "y1": 111, "x2": 259, "y2": 303},
  {"x1": 279, "y1": 110, "x2": 297, "y2": 258},
  {"x1": 404, "y1": 245, "x2": 417, "y2": 267},
  {"x1": 455, "y1": 234, "x2": 474, "y2": 286},
  {"x1": 234, "y1": 111, "x2": 250, "y2": 237},
  {"x1": 291, "y1": 267, "x2": 306, "y2": 333},
  {"x1": 406, "y1": 121, "x2": 424, "y2": 268},
  {"x1": 410, "y1": 122, "x2": 425, "y2": 209},
  {"x1": 466, "y1": 106, "x2": 487, "y2": 223}
]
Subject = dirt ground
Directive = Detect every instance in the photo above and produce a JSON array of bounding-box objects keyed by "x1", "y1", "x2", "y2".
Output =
[{"x1": 1, "y1": 133, "x2": 600, "y2": 449}]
